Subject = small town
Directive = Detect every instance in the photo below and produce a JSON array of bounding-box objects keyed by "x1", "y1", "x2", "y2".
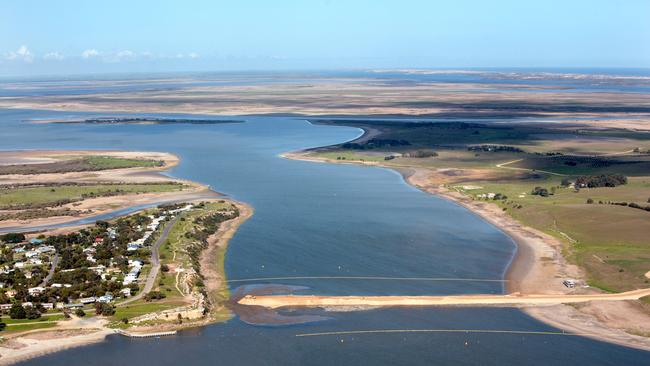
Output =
[{"x1": 0, "y1": 203, "x2": 195, "y2": 321}]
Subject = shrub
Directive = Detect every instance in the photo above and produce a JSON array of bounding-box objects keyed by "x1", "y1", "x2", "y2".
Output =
[
  {"x1": 586, "y1": 198, "x2": 594, "y2": 204},
  {"x1": 531, "y1": 187, "x2": 550, "y2": 197},
  {"x1": 75, "y1": 308, "x2": 86, "y2": 317},
  {"x1": 0, "y1": 233, "x2": 25, "y2": 244},
  {"x1": 144, "y1": 291, "x2": 166, "y2": 302},
  {"x1": 405, "y1": 150, "x2": 438, "y2": 158},
  {"x1": 575, "y1": 174, "x2": 627, "y2": 188},
  {"x1": 9, "y1": 303, "x2": 26, "y2": 319},
  {"x1": 95, "y1": 303, "x2": 115, "y2": 316}
]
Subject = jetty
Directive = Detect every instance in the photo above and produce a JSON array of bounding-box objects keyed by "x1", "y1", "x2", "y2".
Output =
[{"x1": 116, "y1": 330, "x2": 177, "y2": 338}]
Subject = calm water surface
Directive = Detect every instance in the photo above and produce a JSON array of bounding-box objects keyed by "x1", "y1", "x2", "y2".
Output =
[{"x1": 0, "y1": 109, "x2": 647, "y2": 365}]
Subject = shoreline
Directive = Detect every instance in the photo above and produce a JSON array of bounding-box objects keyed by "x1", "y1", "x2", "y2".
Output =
[
  {"x1": 0, "y1": 149, "x2": 218, "y2": 233},
  {"x1": 0, "y1": 328, "x2": 114, "y2": 366},
  {"x1": 200, "y1": 200, "x2": 254, "y2": 317},
  {"x1": 0, "y1": 150, "x2": 256, "y2": 364},
  {"x1": 280, "y1": 147, "x2": 650, "y2": 352},
  {"x1": 0, "y1": 198, "x2": 254, "y2": 365}
]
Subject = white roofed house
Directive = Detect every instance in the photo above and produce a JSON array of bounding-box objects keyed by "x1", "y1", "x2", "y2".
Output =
[
  {"x1": 79, "y1": 296, "x2": 97, "y2": 304},
  {"x1": 28, "y1": 286, "x2": 46, "y2": 296},
  {"x1": 37, "y1": 245, "x2": 56, "y2": 254},
  {"x1": 127, "y1": 243, "x2": 141, "y2": 252},
  {"x1": 120, "y1": 288, "x2": 132, "y2": 297},
  {"x1": 98, "y1": 293, "x2": 114, "y2": 303},
  {"x1": 28, "y1": 258, "x2": 43, "y2": 265}
]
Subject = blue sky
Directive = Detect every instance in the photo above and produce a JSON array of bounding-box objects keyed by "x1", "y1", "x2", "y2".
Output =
[{"x1": 1, "y1": 0, "x2": 649, "y2": 76}]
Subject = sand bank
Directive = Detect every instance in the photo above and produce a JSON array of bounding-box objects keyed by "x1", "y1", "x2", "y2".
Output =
[
  {"x1": 0, "y1": 150, "x2": 217, "y2": 232},
  {"x1": 238, "y1": 288, "x2": 650, "y2": 308}
]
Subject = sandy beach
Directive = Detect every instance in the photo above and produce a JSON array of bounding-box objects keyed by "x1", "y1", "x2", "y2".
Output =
[
  {"x1": 200, "y1": 201, "x2": 253, "y2": 310},
  {"x1": 0, "y1": 317, "x2": 114, "y2": 366}
]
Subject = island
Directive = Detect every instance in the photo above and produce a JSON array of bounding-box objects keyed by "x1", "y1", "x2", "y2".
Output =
[{"x1": 27, "y1": 117, "x2": 244, "y2": 125}]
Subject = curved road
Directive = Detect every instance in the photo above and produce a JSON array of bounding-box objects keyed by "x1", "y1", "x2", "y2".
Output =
[{"x1": 118, "y1": 216, "x2": 179, "y2": 307}]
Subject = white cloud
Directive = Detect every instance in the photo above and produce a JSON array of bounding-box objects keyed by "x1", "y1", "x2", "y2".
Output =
[
  {"x1": 188, "y1": 52, "x2": 200, "y2": 59},
  {"x1": 116, "y1": 50, "x2": 135, "y2": 59},
  {"x1": 82, "y1": 49, "x2": 99, "y2": 58},
  {"x1": 5, "y1": 45, "x2": 33, "y2": 62},
  {"x1": 44, "y1": 52, "x2": 64, "y2": 61}
]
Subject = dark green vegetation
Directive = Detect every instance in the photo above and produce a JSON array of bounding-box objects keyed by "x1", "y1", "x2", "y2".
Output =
[
  {"x1": 0, "y1": 233, "x2": 25, "y2": 243},
  {"x1": 62, "y1": 117, "x2": 244, "y2": 125},
  {"x1": 310, "y1": 119, "x2": 650, "y2": 293},
  {"x1": 0, "y1": 155, "x2": 164, "y2": 175}
]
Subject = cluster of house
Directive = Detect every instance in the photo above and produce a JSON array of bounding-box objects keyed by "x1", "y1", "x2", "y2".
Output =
[
  {"x1": 123, "y1": 259, "x2": 144, "y2": 285},
  {"x1": 127, "y1": 215, "x2": 165, "y2": 251},
  {"x1": 10, "y1": 239, "x2": 56, "y2": 269},
  {"x1": 0, "y1": 292, "x2": 118, "y2": 312},
  {"x1": 126, "y1": 204, "x2": 193, "y2": 252}
]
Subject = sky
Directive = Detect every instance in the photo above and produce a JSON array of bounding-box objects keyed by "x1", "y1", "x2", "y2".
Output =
[{"x1": 1, "y1": 0, "x2": 650, "y2": 76}]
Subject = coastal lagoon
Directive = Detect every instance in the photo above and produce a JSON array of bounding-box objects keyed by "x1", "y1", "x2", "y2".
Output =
[{"x1": 1, "y1": 109, "x2": 648, "y2": 365}]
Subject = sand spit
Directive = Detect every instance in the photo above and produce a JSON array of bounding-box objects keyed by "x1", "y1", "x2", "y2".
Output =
[{"x1": 238, "y1": 288, "x2": 650, "y2": 308}]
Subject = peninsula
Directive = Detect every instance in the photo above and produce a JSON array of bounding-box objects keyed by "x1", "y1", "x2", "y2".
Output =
[
  {"x1": 0, "y1": 150, "x2": 253, "y2": 365},
  {"x1": 277, "y1": 119, "x2": 650, "y2": 351}
]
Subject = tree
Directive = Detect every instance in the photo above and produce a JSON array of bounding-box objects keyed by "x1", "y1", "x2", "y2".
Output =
[
  {"x1": 586, "y1": 198, "x2": 594, "y2": 204},
  {"x1": 95, "y1": 302, "x2": 115, "y2": 316},
  {"x1": 161, "y1": 264, "x2": 170, "y2": 272},
  {"x1": 24, "y1": 306, "x2": 41, "y2": 320},
  {"x1": 0, "y1": 233, "x2": 25, "y2": 244},
  {"x1": 144, "y1": 291, "x2": 166, "y2": 302},
  {"x1": 75, "y1": 308, "x2": 86, "y2": 317},
  {"x1": 9, "y1": 303, "x2": 26, "y2": 319}
]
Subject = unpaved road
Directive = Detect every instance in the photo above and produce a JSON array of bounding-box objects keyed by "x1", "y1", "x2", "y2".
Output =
[
  {"x1": 118, "y1": 216, "x2": 179, "y2": 306},
  {"x1": 238, "y1": 288, "x2": 650, "y2": 309}
]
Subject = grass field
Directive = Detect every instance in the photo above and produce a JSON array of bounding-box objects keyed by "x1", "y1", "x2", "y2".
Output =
[
  {"x1": 1, "y1": 314, "x2": 65, "y2": 334},
  {"x1": 0, "y1": 183, "x2": 185, "y2": 209},
  {"x1": 458, "y1": 176, "x2": 650, "y2": 291},
  {"x1": 0, "y1": 155, "x2": 164, "y2": 175}
]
